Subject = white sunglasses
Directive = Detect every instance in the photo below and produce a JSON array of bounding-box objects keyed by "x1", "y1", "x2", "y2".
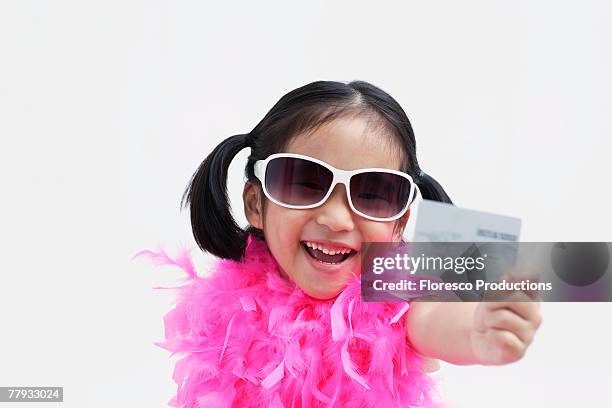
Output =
[{"x1": 253, "y1": 153, "x2": 418, "y2": 222}]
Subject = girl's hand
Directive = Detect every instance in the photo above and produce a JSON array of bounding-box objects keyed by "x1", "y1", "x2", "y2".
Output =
[{"x1": 470, "y1": 274, "x2": 543, "y2": 365}]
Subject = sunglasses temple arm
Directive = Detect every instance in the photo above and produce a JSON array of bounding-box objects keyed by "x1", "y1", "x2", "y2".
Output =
[{"x1": 411, "y1": 184, "x2": 421, "y2": 205}]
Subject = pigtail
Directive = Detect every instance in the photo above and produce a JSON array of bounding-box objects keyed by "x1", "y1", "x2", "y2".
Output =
[
  {"x1": 415, "y1": 170, "x2": 453, "y2": 204},
  {"x1": 181, "y1": 134, "x2": 252, "y2": 261}
]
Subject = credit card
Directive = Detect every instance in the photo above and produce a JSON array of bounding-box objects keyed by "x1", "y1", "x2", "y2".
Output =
[
  {"x1": 409, "y1": 199, "x2": 522, "y2": 242},
  {"x1": 405, "y1": 200, "x2": 523, "y2": 297}
]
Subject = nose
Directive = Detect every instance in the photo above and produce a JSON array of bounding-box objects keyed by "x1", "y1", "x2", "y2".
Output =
[{"x1": 315, "y1": 183, "x2": 355, "y2": 232}]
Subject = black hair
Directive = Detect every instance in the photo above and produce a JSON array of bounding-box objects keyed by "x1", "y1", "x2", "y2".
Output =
[{"x1": 180, "y1": 80, "x2": 453, "y2": 261}]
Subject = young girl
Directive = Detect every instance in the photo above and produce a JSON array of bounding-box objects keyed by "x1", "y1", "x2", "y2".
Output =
[{"x1": 139, "y1": 80, "x2": 542, "y2": 408}]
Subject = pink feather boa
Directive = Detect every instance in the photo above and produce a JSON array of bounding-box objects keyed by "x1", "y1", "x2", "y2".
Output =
[{"x1": 138, "y1": 235, "x2": 442, "y2": 407}]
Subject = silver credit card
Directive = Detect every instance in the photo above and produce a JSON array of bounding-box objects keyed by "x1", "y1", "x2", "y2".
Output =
[
  {"x1": 406, "y1": 199, "x2": 523, "y2": 289},
  {"x1": 410, "y1": 199, "x2": 521, "y2": 242}
]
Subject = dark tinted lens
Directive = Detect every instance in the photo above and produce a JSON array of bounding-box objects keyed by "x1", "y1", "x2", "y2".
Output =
[
  {"x1": 265, "y1": 157, "x2": 333, "y2": 206},
  {"x1": 350, "y1": 172, "x2": 412, "y2": 218}
]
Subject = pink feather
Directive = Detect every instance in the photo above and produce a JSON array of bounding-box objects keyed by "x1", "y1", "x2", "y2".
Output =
[{"x1": 138, "y1": 235, "x2": 443, "y2": 407}]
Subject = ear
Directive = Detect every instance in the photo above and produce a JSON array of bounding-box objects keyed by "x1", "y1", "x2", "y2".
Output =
[
  {"x1": 392, "y1": 208, "x2": 411, "y2": 241},
  {"x1": 243, "y1": 181, "x2": 264, "y2": 229}
]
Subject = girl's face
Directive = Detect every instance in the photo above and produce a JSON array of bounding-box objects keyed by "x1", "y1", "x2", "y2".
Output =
[{"x1": 244, "y1": 115, "x2": 411, "y2": 300}]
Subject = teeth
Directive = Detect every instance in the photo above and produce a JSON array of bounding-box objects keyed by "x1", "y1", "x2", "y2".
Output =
[{"x1": 303, "y1": 241, "x2": 353, "y2": 256}]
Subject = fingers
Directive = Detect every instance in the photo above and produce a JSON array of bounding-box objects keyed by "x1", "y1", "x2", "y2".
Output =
[
  {"x1": 487, "y1": 293, "x2": 542, "y2": 322},
  {"x1": 504, "y1": 268, "x2": 542, "y2": 301},
  {"x1": 486, "y1": 269, "x2": 544, "y2": 332},
  {"x1": 484, "y1": 328, "x2": 527, "y2": 364},
  {"x1": 483, "y1": 306, "x2": 539, "y2": 345},
  {"x1": 506, "y1": 269, "x2": 541, "y2": 301},
  {"x1": 471, "y1": 266, "x2": 544, "y2": 365},
  {"x1": 483, "y1": 267, "x2": 542, "y2": 301}
]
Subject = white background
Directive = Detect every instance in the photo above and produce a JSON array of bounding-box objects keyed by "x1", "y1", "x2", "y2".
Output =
[{"x1": 1, "y1": 1, "x2": 611, "y2": 407}]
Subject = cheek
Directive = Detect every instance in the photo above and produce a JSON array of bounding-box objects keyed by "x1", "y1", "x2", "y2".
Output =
[
  {"x1": 358, "y1": 220, "x2": 399, "y2": 242},
  {"x1": 264, "y1": 205, "x2": 307, "y2": 241},
  {"x1": 262, "y1": 205, "x2": 309, "y2": 266}
]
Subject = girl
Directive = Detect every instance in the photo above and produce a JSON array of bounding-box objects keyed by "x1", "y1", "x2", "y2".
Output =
[{"x1": 139, "y1": 80, "x2": 542, "y2": 407}]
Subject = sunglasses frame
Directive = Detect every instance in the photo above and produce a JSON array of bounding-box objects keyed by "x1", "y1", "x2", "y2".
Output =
[{"x1": 253, "y1": 153, "x2": 418, "y2": 222}]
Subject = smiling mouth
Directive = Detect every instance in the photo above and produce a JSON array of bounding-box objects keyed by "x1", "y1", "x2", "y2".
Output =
[{"x1": 301, "y1": 241, "x2": 357, "y2": 265}]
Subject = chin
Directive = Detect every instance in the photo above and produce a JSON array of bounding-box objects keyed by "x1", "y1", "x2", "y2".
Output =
[
  {"x1": 305, "y1": 290, "x2": 338, "y2": 301},
  {"x1": 303, "y1": 282, "x2": 344, "y2": 300}
]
